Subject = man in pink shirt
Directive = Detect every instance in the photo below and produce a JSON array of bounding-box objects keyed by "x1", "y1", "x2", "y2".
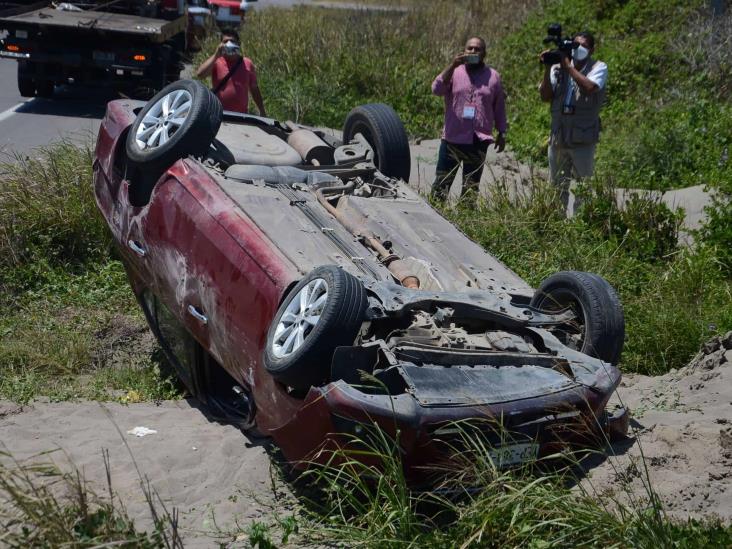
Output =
[
  {"x1": 195, "y1": 31, "x2": 266, "y2": 116},
  {"x1": 431, "y1": 37, "x2": 507, "y2": 202}
]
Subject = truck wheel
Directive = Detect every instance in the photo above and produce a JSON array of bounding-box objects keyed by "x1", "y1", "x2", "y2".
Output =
[
  {"x1": 17, "y1": 62, "x2": 35, "y2": 98},
  {"x1": 530, "y1": 271, "x2": 625, "y2": 365},
  {"x1": 125, "y1": 79, "x2": 223, "y2": 171},
  {"x1": 36, "y1": 80, "x2": 54, "y2": 98},
  {"x1": 342, "y1": 103, "x2": 411, "y2": 182},
  {"x1": 264, "y1": 265, "x2": 367, "y2": 391}
]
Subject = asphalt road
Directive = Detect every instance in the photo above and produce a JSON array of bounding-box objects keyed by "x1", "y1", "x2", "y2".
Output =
[{"x1": 0, "y1": 58, "x2": 113, "y2": 155}]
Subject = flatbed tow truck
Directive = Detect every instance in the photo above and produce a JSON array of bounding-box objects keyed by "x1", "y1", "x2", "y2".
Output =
[{"x1": 0, "y1": 0, "x2": 188, "y2": 98}]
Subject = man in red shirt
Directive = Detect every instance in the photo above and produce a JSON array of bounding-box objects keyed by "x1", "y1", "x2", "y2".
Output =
[
  {"x1": 195, "y1": 31, "x2": 266, "y2": 116},
  {"x1": 431, "y1": 36, "x2": 507, "y2": 202}
]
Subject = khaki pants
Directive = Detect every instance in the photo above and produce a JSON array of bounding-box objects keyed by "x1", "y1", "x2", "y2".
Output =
[{"x1": 548, "y1": 143, "x2": 596, "y2": 210}]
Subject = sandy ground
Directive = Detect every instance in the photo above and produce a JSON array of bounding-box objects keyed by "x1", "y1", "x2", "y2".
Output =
[
  {"x1": 582, "y1": 333, "x2": 732, "y2": 523},
  {"x1": 2, "y1": 336, "x2": 731, "y2": 546},
  {"x1": 0, "y1": 399, "x2": 292, "y2": 546}
]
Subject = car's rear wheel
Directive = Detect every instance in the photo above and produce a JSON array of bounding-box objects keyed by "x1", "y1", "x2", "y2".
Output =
[
  {"x1": 530, "y1": 271, "x2": 624, "y2": 365},
  {"x1": 342, "y1": 103, "x2": 411, "y2": 182},
  {"x1": 264, "y1": 265, "x2": 367, "y2": 391},
  {"x1": 126, "y1": 79, "x2": 222, "y2": 171},
  {"x1": 17, "y1": 61, "x2": 35, "y2": 98}
]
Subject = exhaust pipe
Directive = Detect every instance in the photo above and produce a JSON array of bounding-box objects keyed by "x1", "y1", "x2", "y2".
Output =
[{"x1": 315, "y1": 184, "x2": 420, "y2": 289}]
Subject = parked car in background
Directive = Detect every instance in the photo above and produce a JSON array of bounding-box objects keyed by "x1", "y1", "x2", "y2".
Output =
[{"x1": 93, "y1": 79, "x2": 628, "y2": 481}]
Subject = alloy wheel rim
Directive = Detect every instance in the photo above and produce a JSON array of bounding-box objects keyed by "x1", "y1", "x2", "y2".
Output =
[
  {"x1": 272, "y1": 278, "x2": 329, "y2": 359},
  {"x1": 135, "y1": 89, "x2": 193, "y2": 150}
]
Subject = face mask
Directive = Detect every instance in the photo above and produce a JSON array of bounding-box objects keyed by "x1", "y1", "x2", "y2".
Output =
[
  {"x1": 223, "y1": 40, "x2": 240, "y2": 54},
  {"x1": 465, "y1": 54, "x2": 481, "y2": 65},
  {"x1": 573, "y1": 45, "x2": 589, "y2": 62}
]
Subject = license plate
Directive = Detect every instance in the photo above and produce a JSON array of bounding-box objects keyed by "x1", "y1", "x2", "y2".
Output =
[
  {"x1": 93, "y1": 50, "x2": 115, "y2": 62},
  {"x1": 488, "y1": 443, "x2": 538, "y2": 467}
]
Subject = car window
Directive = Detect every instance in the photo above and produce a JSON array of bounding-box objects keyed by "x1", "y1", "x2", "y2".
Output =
[{"x1": 140, "y1": 289, "x2": 196, "y2": 384}]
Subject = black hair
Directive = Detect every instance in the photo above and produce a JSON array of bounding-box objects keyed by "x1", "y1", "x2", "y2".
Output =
[
  {"x1": 574, "y1": 31, "x2": 595, "y2": 49},
  {"x1": 221, "y1": 29, "x2": 240, "y2": 44},
  {"x1": 467, "y1": 36, "x2": 487, "y2": 51}
]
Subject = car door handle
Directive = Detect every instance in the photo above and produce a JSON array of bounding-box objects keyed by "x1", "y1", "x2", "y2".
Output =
[
  {"x1": 187, "y1": 305, "x2": 208, "y2": 325},
  {"x1": 127, "y1": 239, "x2": 146, "y2": 257}
]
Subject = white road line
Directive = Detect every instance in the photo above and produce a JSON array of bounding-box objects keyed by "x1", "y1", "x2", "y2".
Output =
[{"x1": 0, "y1": 102, "x2": 26, "y2": 123}]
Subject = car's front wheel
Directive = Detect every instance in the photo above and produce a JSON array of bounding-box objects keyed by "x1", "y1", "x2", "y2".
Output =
[
  {"x1": 264, "y1": 265, "x2": 367, "y2": 391},
  {"x1": 125, "y1": 79, "x2": 222, "y2": 172},
  {"x1": 530, "y1": 271, "x2": 625, "y2": 365}
]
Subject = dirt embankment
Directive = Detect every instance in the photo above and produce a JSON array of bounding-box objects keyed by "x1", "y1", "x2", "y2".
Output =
[{"x1": 585, "y1": 332, "x2": 732, "y2": 522}]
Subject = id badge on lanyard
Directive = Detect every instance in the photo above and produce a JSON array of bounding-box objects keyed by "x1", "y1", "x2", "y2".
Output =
[{"x1": 463, "y1": 103, "x2": 477, "y2": 120}]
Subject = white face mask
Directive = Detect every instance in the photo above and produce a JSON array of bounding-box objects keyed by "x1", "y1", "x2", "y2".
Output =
[
  {"x1": 223, "y1": 40, "x2": 240, "y2": 54},
  {"x1": 573, "y1": 45, "x2": 589, "y2": 62}
]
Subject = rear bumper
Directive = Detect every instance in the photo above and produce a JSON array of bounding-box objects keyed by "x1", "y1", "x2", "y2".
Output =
[{"x1": 271, "y1": 363, "x2": 625, "y2": 482}]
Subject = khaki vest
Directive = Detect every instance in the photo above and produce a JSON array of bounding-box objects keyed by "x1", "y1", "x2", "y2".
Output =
[{"x1": 550, "y1": 58, "x2": 605, "y2": 148}]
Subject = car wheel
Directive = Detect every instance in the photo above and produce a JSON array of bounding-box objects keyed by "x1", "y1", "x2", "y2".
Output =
[
  {"x1": 530, "y1": 271, "x2": 625, "y2": 365},
  {"x1": 342, "y1": 103, "x2": 411, "y2": 182},
  {"x1": 264, "y1": 265, "x2": 367, "y2": 391},
  {"x1": 17, "y1": 62, "x2": 35, "y2": 98},
  {"x1": 36, "y1": 80, "x2": 54, "y2": 98},
  {"x1": 125, "y1": 79, "x2": 223, "y2": 171}
]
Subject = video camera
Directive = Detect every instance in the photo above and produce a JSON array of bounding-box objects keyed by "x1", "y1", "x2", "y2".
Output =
[{"x1": 541, "y1": 23, "x2": 577, "y2": 65}]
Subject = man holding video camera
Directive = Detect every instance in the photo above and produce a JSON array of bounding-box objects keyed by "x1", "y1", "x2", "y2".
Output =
[
  {"x1": 539, "y1": 30, "x2": 606, "y2": 209},
  {"x1": 195, "y1": 30, "x2": 266, "y2": 116},
  {"x1": 430, "y1": 36, "x2": 507, "y2": 202}
]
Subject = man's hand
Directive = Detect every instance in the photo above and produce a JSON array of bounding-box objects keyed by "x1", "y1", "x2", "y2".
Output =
[
  {"x1": 494, "y1": 133, "x2": 506, "y2": 153},
  {"x1": 559, "y1": 51, "x2": 572, "y2": 70},
  {"x1": 538, "y1": 49, "x2": 553, "y2": 65},
  {"x1": 451, "y1": 52, "x2": 467, "y2": 68}
]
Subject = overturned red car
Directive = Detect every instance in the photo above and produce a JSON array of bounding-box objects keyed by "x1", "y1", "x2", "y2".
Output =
[{"x1": 93, "y1": 80, "x2": 628, "y2": 479}]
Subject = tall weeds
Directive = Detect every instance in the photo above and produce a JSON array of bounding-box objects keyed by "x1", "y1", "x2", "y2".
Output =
[
  {"x1": 300, "y1": 420, "x2": 732, "y2": 548},
  {"x1": 0, "y1": 450, "x2": 181, "y2": 547},
  {"x1": 0, "y1": 141, "x2": 108, "y2": 276}
]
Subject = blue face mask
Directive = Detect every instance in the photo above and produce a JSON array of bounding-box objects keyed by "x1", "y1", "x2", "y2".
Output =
[{"x1": 573, "y1": 45, "x2": 589, "y2": 61}]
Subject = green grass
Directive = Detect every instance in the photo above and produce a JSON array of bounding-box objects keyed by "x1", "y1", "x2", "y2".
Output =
[
  {"x1": 294, "y1": 421, "x2": 732, "y2": 548},
  {"x1": 0, "y1": 142, "x2": 180, "y2": 404},
  {"x1": 0, "y1": 260, "x2": 181, "y2": 404},
  {"x1": 444, "y1": 182, "x2": 732, "y2": 375}
]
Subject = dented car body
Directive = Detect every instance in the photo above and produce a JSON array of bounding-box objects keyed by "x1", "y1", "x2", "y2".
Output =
[{"x1": 93, "y1": 81, "x2": 627, "y2": 479}]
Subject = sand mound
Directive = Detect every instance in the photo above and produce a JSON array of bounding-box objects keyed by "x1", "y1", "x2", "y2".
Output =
[
  {"x1": 0, "y1": 399, "x2": 290, "y2": 546},
  {"x1": 583, "y1": 333, "x2": 732, "y2": 522}
]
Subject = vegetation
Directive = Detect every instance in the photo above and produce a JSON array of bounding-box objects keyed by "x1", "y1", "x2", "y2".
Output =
[
  {"x1": 0, "y1": 450, "x2": 182, "y2": 547},
  {"x1": 444, "y1": 181, "x2": 732, "y2": 375},
  {"x1": 289, "y1": 422, "x2": 732, "y2": 548},
  {"x1": 0, "y1": 143, "x2": 180, "y2": 403}
]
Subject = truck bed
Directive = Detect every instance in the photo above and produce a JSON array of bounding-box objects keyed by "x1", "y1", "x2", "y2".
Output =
[{"x1": 0, "y1": 7, "x2": 185, "y2": 42}]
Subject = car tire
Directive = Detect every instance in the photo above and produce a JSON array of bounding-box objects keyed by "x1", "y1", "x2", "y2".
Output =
[
  {"x1": 125, "y1": 79, "x2": 223, "y2": 172},
  {"x1": 17, "y1": 62, "x2": 35, "y2": 98},
  {"x1": 530, "y1": 271, "x2": 625, "y2": 365},
  {"x1": 342, "y1": 103, "x2": 411, "y2": 181},
  {"x1": 264, "y1": 265, "x2": 367, "y2": 391}
]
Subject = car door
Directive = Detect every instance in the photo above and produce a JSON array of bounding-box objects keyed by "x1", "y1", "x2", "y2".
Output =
[{"x1": 136, "y1": 163, "x2": 286, "y2": 385}]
